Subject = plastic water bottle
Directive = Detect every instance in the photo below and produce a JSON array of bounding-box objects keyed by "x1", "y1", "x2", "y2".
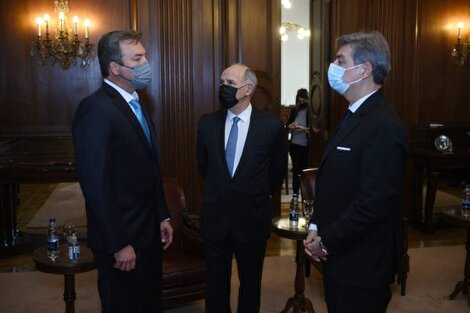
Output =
[
  {"x1": 68, "y1": 233, "x2": 80, "y2": 262},
  {"x1": 462, "y1": 184, "x2": 470, "y2": 217},
  {"x1": 47, "y1": 217, "x2": 60, "y2": 261},
  {"x1": 289, "y1": 194, "x2": 299, "y2": 227}
]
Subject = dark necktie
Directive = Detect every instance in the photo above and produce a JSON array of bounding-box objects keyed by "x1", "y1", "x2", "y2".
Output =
[
  {"x1": 332, "y1": 109, "x2": 353, "y2": 140},
  {"x1": 225, "y1": 116, "x2": 240, "y2": 177},
  {"x1": 130, "y1": 99, "x2": 152, "y2": 145}
]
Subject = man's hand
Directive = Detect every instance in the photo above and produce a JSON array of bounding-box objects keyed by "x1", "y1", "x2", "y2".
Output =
[
  {"x1": 114, "y1": 245, "x2": 136, "y2": 271},
  {"x1": 303, "y1": 230, "x2": 328, "y2": 262},
  {"x1": 161, "y1": 220, "x2": 173, "y2": 250}
]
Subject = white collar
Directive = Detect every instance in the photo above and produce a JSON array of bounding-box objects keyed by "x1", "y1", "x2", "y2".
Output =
[{"x1": 104, "y1": 79, "x2": 139, "y2": 103}]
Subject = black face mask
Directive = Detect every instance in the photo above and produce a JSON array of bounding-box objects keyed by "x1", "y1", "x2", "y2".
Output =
[{"x1": 218, "y1": 84, "x2": 246, "y2": 109}]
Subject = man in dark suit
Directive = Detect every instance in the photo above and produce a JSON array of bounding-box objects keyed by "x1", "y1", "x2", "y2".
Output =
[
  {"x1": 72, "y1": 30, "x2": 173, "y2": 313},
  {"x1": 304, "y1": 31, "x2": 408, "y2": 313},
  {"x1": 197, "y1": 63, "x2": 288, "y2": 313}
]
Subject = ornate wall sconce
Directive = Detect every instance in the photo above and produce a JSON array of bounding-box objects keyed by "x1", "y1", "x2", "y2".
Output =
[
  {"x1": 31, "y1": 0, "x2": 95, "y2": 69},
  {"x1": 451, "y1": 22, "x2": 470, "y2": 65},
  {"x1": 279, "y1": 22, "x2": 311, "y2": 42}
]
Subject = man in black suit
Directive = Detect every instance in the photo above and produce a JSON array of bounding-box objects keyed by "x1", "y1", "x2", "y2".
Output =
[
  {"x1": 72, "y1": 30, "x2": 173, "y2": 313},
  {"x1": 197, "y1": 63, "x2": 288, "y2": 313},
  {"x1": 304, "y1": 31, "x2": 408, "y2": 313}
]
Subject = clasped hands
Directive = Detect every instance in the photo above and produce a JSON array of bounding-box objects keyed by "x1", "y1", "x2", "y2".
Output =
[
  {"x1": 113, "y1": 220, "x2": 173, "y2": 272},
  {"x1": 303, "y1": 230, "x2": 328, "y2": 262}
]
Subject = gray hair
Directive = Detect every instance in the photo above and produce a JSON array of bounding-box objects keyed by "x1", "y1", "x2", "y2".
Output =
[
  {"x1": 97, "y1": 30, "x2": 143, "y2": 77},
  {"x1": 242, "y1": 67, "x2": 258, "y2": 91},
  {"x1": 337, "y1": 31, "x2": 390, "y2": 84}
]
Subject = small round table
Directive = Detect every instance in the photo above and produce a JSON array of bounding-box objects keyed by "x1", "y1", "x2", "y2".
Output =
[
  {"x1": 272, "y1": 216, "x2": 315, "y2": 313},
  {"x1": 32, "y1": 243, "x2": 95, "y2": 313},
  {"x1": 442, "y1": 207, "x2": 470, "y2": 307}
]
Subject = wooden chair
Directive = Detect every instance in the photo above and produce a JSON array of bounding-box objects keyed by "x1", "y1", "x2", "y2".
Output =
[
  {"x1": 298, "y1": 168, "x2": 321, "y2": 277},
  {"x1": 161, "y1": 177, "x2": 206, "y2": 307}
]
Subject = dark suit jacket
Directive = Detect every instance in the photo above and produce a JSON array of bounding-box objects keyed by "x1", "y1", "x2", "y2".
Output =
[
  {"x1": 311, "y1": 90, "x2": 409, "y2": 288},
  {"x1": 196, "y1": 107, "x2": 288, "y2": 243},
  {"x1": 72, "y1": 83, "x2": 169, "y2": 255}
]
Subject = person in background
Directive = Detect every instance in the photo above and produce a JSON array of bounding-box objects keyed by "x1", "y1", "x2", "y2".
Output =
[
  {"x1": 303, "y1": 31, "x2": 408, "y2": 313},
  {"x1": 287, "y1": 88, "x2": 310, "y2": 195},
  {"x1": 197, "y1": 63, "x2": 288, "y2": 313},
  {"x1": 72, "y1": 30, "x2": 173, "y2": 313}
]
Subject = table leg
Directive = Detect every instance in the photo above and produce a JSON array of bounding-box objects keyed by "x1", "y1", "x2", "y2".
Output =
[
  {"x1": 423, "y1": 171, "x2": 439, "y2": 226},
  {"x1": 64, "y1": 273, "x2": 76, "y2": 313},
  {"x1": 280, "y1": 240, "x2": 315, "y2": 313},
  {"x1": 0, "y1": 184, "x2": 31, "y2": 258},
  {"x1": 447, "y1": 228, "x2": 470, "y2": 307}
]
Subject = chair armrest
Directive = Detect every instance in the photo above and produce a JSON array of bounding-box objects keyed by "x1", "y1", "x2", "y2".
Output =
[
  {"x1": 181, "y1": 225, "x2": 205, "y2": 257},
  {"x1": 182, "y1": 209, "x2": 201, "y2": 233}
]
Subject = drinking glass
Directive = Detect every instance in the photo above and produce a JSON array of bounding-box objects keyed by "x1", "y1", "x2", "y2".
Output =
[
  {"x1": 302, "y1": 200, "x2": 314, "y2": 223},
  {"x1": 63, "y1": 223, "x2": 77, "y2": 244}
]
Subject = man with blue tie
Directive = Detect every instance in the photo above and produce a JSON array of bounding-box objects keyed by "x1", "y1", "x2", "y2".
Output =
[
  {"x1": 196, "y1": 63, "x2": 288, "y2": 313},
  {"x1": 303, "y1": 31, "x2": 409, "y2": 313},
  {"x1": 72, "y1": 30, "x2": 173, "y2": 313}
]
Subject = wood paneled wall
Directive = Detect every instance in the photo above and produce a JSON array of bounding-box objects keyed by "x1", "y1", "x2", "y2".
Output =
[
  {"x1": 328, "y1": 0, "x2": 470, "y2": 133},
  {"x1": 0, "y1": 0, "x2": 280, "y2": 213},
  {"x1": 1, "y1": 0, "x2": 469, "y2": 213},
  {"x1": 0, "y1": 0, "x2": 130, "y2": 135}
]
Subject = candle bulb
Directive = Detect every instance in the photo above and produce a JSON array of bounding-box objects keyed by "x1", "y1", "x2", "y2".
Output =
[
  {"x1": 44, "y1": 14, "x2": 50, "y2": 35},
  {"x1": 59, "y1": 12, "x2": 64, "y2": 32},
  {"x1": 85, "y1": 19, "x2": 90, "y2": 39},
  {"x1": 73, "y1": 16, "x2": 79, "y2": 35},
  {"x1": 458, "y1": 22, "x2": 464, "y2": 41},
  {"x1": 36, "y1": 17, "x2": 42, "y2": 37}
]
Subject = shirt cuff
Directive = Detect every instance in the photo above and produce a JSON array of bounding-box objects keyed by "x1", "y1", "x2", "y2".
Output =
[{"x1": 308, "y1": 223, "x2": 317, "y2": 231}]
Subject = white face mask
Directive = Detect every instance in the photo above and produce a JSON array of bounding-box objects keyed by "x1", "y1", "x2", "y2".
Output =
[{"x1": 327, "y1": 63, "x2": 364, "y2": 94}]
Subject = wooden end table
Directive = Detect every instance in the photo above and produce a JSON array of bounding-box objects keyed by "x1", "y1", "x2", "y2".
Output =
[
  {"x1": 272, "y1": 216, "x2": 315, "y2": 313},
  {"x1": 442, "y1": 207, "x2": 470, "y2": 307},
  {"x1": 32, "y1": 243, "x2": 95, "y2": 313}
]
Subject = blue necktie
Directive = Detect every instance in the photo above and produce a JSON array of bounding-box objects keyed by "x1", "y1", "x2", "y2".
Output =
[
  {"x1": 129, "y1": 99, "x2": 152, "y2": 145},
  {"x1": 226, "y1": 116, "x2": 240, "y2": 177}
]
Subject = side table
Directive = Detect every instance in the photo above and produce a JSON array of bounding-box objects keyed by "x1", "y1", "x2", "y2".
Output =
[
  {"x1": 442, "y1": 207, "x2": 470, "y2": 307},
  {"x1": 272, "y1": 216, "x2": 315, "y2": 313},
  {"x1": 32, "y1": 243, "x2": 95, "y2": 313}
]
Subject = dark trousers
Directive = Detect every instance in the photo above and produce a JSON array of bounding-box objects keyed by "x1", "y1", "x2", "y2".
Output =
[
  {"x1": 92, "y1": 241, "x2": 163, "y2": 313},
  {"x1": 204, "y1": 237, "x2": 267, "y2": 313},
  {"x1": 290, "y1": 143, "x2": 309, "y2": 195},
  {"x1": 324, "y1": 274, "x2": 392, "y2": 313}
]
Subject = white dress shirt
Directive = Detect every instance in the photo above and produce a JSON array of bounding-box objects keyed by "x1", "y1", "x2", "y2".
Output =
[{"x1": 225, "y1": 105, "x2": 252, "y2": 175}]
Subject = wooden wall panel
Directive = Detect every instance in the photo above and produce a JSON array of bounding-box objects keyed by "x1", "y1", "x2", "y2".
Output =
[
  {"x1": 328, "y1": 0, "x2": 470, "y2": 133},
  {"x1": 0, "y1": 0, "x2": 130, "y2": 136},
  {"x1": 416, "y1": 0, "x2": 470, "y2": 124},
  {"x1": 136, "y1": 0, "x2": 223, "y2": 213},
  {"x1": 225, "y1": 0, "x2": 281, "y2": 117}
]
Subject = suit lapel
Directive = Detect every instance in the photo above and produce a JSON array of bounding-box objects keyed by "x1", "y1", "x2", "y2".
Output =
[
  {"x1": 233, "y1": 108, "x2": 260, "y2": 178},
  {"x1": 217, "y1": 111, "x2": 230, "y2": 176},
  {"x1": 320, "y1": 90, "x2": 383, "y2": 167},
  {"x1": 103, "y1": 84, "x2": 155, "y2": 156}
]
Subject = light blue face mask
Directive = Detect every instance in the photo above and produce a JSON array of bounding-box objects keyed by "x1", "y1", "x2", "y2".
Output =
[
  {"x1": 120, "y1": 60, "x2": 152, "y2": 89},
  {"x1": 327, "y1": 63, "x2": 363, "y2": 94}
]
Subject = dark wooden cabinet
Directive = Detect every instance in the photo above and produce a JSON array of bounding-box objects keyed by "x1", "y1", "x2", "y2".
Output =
[{"x1": 410, "y1": 124, "x2": 470, "y2": 232}]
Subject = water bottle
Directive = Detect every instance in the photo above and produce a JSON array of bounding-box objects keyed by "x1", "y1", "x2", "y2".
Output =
[
  {"x1": 462, "y1": 184, "x2": 470, "y2": 217},
  {"x1": 68, "y1": 233, "x2": 80, "y2": 262},
  {"x1": 289, "y1": 194, "x2": 299, "y2": 227},
  {"x1": 47, "y1": 217, "x2": 60, "y2": 261}
]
